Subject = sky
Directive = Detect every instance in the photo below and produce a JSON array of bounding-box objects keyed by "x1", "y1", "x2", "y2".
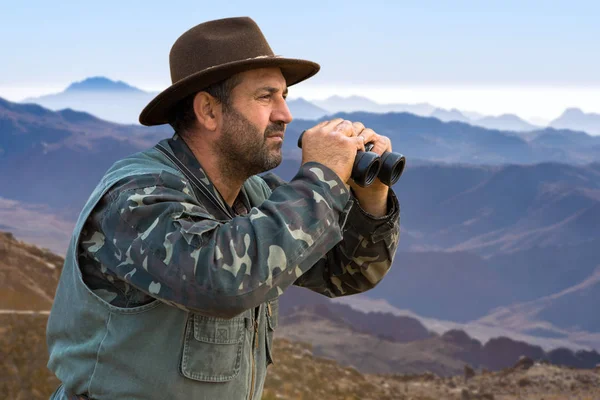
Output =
[{"x1": 1, "y1": 0, "x2": 599, "y2": 122}]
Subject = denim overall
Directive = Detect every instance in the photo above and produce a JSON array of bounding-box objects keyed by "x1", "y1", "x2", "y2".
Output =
[{"x1": 47, "y1": 141, "x2": 278, "y2": 400}]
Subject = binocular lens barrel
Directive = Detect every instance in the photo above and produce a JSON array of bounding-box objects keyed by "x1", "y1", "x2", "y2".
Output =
[
  {"x1": 297, "y1": 130, "x2": 405, "y2": 187},
  {"x1": 353, "y1": 151, "x2": 381, "y2": 187},
  {"x1": 379, "y1": 151, "x2": 406, "y2": 186}
]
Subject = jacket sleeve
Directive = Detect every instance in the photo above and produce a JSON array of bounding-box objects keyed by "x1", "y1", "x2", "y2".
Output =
[
  {"x1": 261, "y1": 172, "x2": 401, "y2": 297},
  {"x1": 83, "y1": 162, "x2": 354, "y2": 319}
]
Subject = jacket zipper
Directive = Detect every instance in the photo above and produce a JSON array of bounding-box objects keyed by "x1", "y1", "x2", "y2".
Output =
[{"x1": 248, "y1": 318, "x2": 259, "y2": 400}]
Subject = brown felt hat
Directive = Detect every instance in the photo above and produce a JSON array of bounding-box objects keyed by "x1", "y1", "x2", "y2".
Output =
[{"x1": 139, "y1": 16, "x2": 320, "y2": 126}]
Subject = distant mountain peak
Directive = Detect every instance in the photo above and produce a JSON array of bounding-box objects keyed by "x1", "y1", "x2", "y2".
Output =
[
  {"x1": 290, "y1": 97, "x2": 312, "y2": 104},
  {"x1": 57, "y1": 108, "x2": 102, "y2": 123},
  {"x1": 65, "y1": 77, "x2": 142, "y2": 93},
  {"x1": 497, "y1": 114, "x2": 525, "y2": 121},
  {"x1": 561, "y1": 108, "x2": 585, "y2": 117},
  {"x1": 550, "y1": 107, "x2": 600, "y2": 135}
]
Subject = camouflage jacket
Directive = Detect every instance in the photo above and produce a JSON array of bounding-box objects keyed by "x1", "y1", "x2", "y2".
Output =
[{"x1": 78, "y1": 133, "x2": 401, "y2": 317}]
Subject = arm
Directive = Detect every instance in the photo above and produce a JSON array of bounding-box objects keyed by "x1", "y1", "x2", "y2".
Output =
[
  {"x1": 261, "y1": 172, "x2": 401, "y2": 297},
  {"x1": 83, "y1": 162, "x2": 351, "y2": 319}
]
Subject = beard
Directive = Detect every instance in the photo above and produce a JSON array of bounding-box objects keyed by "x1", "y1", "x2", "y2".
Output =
[{"x1": 214, "y1": 105, "x2": 284, "y2": 179}]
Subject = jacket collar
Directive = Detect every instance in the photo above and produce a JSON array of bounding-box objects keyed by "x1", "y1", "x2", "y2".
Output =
[{"x1": 162, "y1": 132, "x2": 251, "y2": 218}]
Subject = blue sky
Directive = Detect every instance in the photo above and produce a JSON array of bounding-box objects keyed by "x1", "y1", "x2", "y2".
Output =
[{"x1": 1, "y1": 0, "x2": 599, "y2": 119}]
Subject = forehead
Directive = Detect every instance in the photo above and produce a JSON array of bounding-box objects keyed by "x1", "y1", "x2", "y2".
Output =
[{"x1": 236, "y1": 67, "x2": 287, "y2": 90}]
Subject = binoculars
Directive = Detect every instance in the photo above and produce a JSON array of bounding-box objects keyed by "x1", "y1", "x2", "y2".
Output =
[{"x1": 297, "y1": 130, "x2": 406, "y2": 187}]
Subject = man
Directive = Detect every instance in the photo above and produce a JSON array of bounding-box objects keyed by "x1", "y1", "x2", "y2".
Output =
[{"x1": 46, "y1": 16, "x2": 400, "y2": 400}]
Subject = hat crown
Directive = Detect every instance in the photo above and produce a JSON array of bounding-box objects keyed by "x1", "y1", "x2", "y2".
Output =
[
  {"x1": 169, "y1": 17, "x2": 275, "y2": 84},
  {"x1": 139, "y1": 17, "x2": 319, "y2": 126}
]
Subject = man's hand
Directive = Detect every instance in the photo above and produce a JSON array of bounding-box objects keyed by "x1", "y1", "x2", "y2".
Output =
[
  {"x1": 347, "y1": 122, "x2": 392, "y2": 217},
  {"x1": 300, "y1": 119, "x2": 365, "y2": 183}
]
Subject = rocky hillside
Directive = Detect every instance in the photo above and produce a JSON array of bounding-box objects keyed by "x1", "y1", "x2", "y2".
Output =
[
  {"x1": 265, "y1": 339, "x2": 600, "y2": 400},
  {"x1": 2, "y1": 232, "x2": 599, "y2": 399},
  {"x1": 0, "y1": 231, "x2": 62, "y2": 310},
  {"x1": 277, "y1": 303, "x2": 600, "y2": 376},
  {"x1": 3, "y1": 314, "x2": 599, "y2": 400},
  {"x1": 1, "y1": 312, "x2": 57, "y2": 399}
]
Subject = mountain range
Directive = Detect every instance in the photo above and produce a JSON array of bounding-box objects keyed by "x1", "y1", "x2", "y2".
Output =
[
  {"x1": 278, "y1": 302, "x2": 600, "y2": 375},
  {"x1": 281, "y1": 111, "x2": 600, "y2": 165},
  {"x1": 268, "y1": 156, "x2": 600, "y2": 349},
  {"x1": 1, "y1": 96, "x2": 598, "y2": 352},
  {"x1": 22, "y1": 77, "x2": 158, "y2": 124},
  {"x1": 3, "y1": 77, "x2": 600, "y2": 400},
  {"x1": 19, "y1": 77, "x2": 600, "y2": 136},
  {"x1": 551, "y1": 107, "x2": 600, "y2": 135}
]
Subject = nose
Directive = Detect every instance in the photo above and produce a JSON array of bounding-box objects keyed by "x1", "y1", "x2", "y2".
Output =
[{"x1": 271, "y1": 96, "x2": 293, "y2": 125}]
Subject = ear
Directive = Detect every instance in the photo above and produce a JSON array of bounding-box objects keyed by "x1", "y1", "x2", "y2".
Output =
[{"x1": 193, "y1": 92, "x2": 221, "y2": 131}]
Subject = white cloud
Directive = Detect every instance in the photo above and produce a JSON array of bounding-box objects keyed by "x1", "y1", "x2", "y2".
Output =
[
  {"x1": 289, "y1": 83, "x2": 600, "y2": 122},
  {"x1": 0, "y1": 85, "x2": 66, "y2": 102},
  {"x1": 3, "y1": 83, "x2": 600, "y2": 126}
]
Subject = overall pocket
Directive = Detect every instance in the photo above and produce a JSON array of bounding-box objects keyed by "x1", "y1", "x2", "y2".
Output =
[
  {"x1": 265, "y1": 299, "x2": 279, "y2": 366},
  {"x1": 181, "y1": 314, "x2": 246, "y2": 382}
]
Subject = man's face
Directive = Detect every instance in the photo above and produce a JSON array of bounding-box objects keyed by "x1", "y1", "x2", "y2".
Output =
[{"x1": 214, "y1": 68, "x2": 292, "y2": 177}]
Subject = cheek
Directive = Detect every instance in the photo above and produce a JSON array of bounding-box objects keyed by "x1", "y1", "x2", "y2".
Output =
[
  {"x1": 259, "y1": 110, "x2": 273, "y2": 128},
  {"x1": 239, "y1": 105, "x2": 272, "y2": 133},
  {"x1": 255, "y1": 118, "x2": 272, "y2": 136},
  {"x1": 250, "y1": 106, "x2": 272, "y2": 123}
]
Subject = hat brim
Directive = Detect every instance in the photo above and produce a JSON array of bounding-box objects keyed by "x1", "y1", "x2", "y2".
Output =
[{"x1": 139, "y1": 57, "x2": 320, "y2": 126}]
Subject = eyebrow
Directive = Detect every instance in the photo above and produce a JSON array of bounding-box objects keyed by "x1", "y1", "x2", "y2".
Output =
[{"x1": 255, "y1": 86, "x2": 288, "y2": 96}]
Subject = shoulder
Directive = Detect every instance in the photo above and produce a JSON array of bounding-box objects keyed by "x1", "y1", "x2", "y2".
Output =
[
  {"x1": 95, "y1": 170, "x2": 200, "y2": 228},
  {"x1": 99, "y1": 170, "x2": 191, "y2": 204},
  {"x1": 100, "y1": 145, "x2": 184, "y2": 191},
  {"x1": 256, "y1": 172, "x2": 287, "y2": 192}
]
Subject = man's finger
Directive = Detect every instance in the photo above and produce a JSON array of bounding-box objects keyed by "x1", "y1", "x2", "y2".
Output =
[
  {"x1": 355, "y1": 135, "x2": 366, "y2": 152},
  {"x1": 368, "y1": 135, "x2": 392, "y2": 156},
  {"x1": 333, "y1": 120, "x2": 356, "y2": 137},
  {"x1": 323, "y1": 118, "x2": 345, "y2": 129},
  {"x1": 357, "y1": 128, "x2": 377, "y2": 146},
  {"x1": 314, "y1": 120, "x2": 330, "y2": 128},
  {"x1": 352, "y1": 122, "x2": 365, "y2": 135}
]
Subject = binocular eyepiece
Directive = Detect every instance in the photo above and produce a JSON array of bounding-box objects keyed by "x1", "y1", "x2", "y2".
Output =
[{"x1": 297, "y1": 130, "x2": 406, "y2": 187}]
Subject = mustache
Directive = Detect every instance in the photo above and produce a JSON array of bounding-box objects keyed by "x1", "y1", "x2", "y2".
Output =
[{"x1": 264, "y1": 122, "x2": 285, "y2": 136}]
